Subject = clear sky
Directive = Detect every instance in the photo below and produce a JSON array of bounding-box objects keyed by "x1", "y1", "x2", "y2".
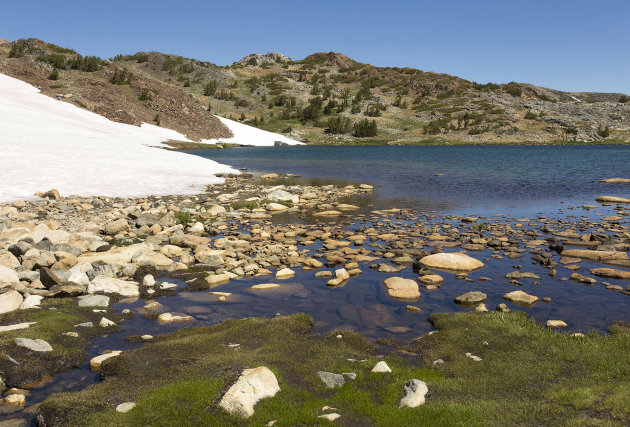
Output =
[{"x1": 2, "y1": 0, "x2": 629, "y2": 94}]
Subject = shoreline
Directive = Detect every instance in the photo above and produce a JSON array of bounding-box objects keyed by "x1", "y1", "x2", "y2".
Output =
[{"x1": 1, "y1": 173, "x2": 629, "y2": 423}]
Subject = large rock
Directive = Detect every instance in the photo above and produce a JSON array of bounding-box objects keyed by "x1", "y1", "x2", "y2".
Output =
[
  {"x1": 0, "y1": 291, "x2": 23, "y2": 314},
  {"x1": 90, "y1": 351, "x2": 122, "y2": 370},
  {"x1": 589, "y1": 268, "x2": 630, "y2": 279},
  {"x1": 169, "y1": 234, "x2": 211, "y2": 248},
  {"x1": 561, "y1": 249, "x2": 628, "y2": 262},
  {"x1": 219, "y1": 367, "x2": 280, "y2": 418},
  {"x1": 104, "y1": 218, "x2": 129, "y2": 235},
  {"x1": 503, "y1": 290, "x2": 539, "y2": 305},
  {"x1": 596, "y1": 196, "x2": 630, "y2": 203},
  {"x1": 78, "y1": 294, "x2": 110, "y2": 307},
  {"x1": 0, "y1": 266, "x2": 20, "y2": 287},
  {"x1": 87, "y1": 275, "x2": 139, "y2": 297},
  {"x1": 419, "y1": 252, "x2": 484, "y2": 272},
  {"x1": 0, "y1": 251, "x2": 20, "y2": 269},
  {"x1": 383, "y1": 277, "x2": 420, "y2": 300},
  {"x1": 454, "y1": 291, "x2": 487, "y2": 304},
  {"x1": 267, "y1": 189, "x2": 299, "y2": 204},
  {"x1": 39, "y1": 267, "x2": 62, "y2": 289},
  {"x1": 78, "y1": 243, "x2": 152, "y2": 264},
  {"x1": 14, "y1": 337, "x2": 52, "y2": 352},
  {"x1": 131, "y1": 250, "x2": 173, "y2": 268},
  {"x1": 399, "y1": 379, "x2": 428, "y2": 408}
]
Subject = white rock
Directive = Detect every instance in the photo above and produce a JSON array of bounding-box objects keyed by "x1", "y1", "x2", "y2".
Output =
[
  {"x1": 78, "y1": 294, "x2": 110, "y2": 307},
  {"x1": 187, "y1": 222, "x2": 205, "y2": 234},
  {"x1": 88, "y1": 275, "x2": 139, "y2": 297},
  {"x1": 157, "y1": 313, "x2": 193, "y2": 323},
  {"x1": 90, "y1": 351, "x2": 122, "y2": 370},
  {"x1": 3, "y1": 393, "x2": 26, "y2": 406},
  {"x1": 275, "y1": 268, "x2": 295, "y2": 279},
  {"x1": 371, "y1": 361, "x2": 392, "y2": 373},
  {"x1": 250, "y1": 283, "x2": 281, "y2": 290},
  {"x1": 0, "y1": 290, "x2": 23, "y2": 314},
  {"x1": 67, "y1": 270, "x2": 90, "y2": 286},
  {"x1": 20, "y1": 294, "x2": 43, "y2": 309},
  {"x1": 116, "y1": 402, "x2": 136, "y2": 413},
  {"x1": 0, "y1": 322, "x2": 36, "y2": 333},
  {"x1": 14, "y1": 337, "x2": 53, "y2": 352},
  {"x1": 142, "y1": 274, "x2": 155, "y2": 287},
  {"x1": 219, "y1": 366, "x2": 280, "y2": 418},
  {"x1": 399, "y1": 379, "x2": 428, "y2": 408},
  {"x1": 419, "y1": 252, "x2": 484, "y2": 272},
  {"x1": 99, "y1": 317, "x2": 116, "y2": 327},
  {"x1": 0, "y1": 265, "x2": 20, "y2": 286},
  {"x1": 318, "y1": 413, "x2": 341, "y2": 421}
]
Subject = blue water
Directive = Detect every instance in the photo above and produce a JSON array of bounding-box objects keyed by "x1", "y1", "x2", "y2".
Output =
[{"x1": 186, "y1": 145, "x2": 630, "y2": 216}]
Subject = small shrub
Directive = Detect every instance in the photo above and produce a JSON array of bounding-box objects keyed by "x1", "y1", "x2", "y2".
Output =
[
  {"x1": 8, "y1": 41, "x2": 26, "y2": 58},
  {"x1": 204, "y1": 81, "x2": 217, "y2": 96},
  {"x1": 139, "y1": 88, "x2": 153, "y2": 101},
  {"x1": 353, "y1": 119, "x2": 377, "y2": 137},
  {"x1": 48, "y1": 68, "x2": 59, "y2": 81},
  {"x1": 174, "y1": 211, "x2": 192, "y2": 227},
  {"x1": 153, "y1": 114, "x2": 161, "y2": 126},
  {"x1": 524, "y1": 111, "x2": 537, "y2": 120},
  {"x1": 619, "y1": 95, "x2": 630, "y2": 104},
  {"x1": 597, "y1": 125, "x2": 610, "y2": 138},
  {"x1": 110, "y1": 68, "x2": 133, "y2": 85},
  {"x1": 326, "y1": 117, "x2": 352, "y2": 134}
]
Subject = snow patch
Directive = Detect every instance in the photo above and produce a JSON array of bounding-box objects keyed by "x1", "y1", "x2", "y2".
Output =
[
  {"x1": 203, "y1": 116, "x2": 303, "y2": 146},
  {"x1": 0, "y1": 73, "x2": 243, "y2": 203}
]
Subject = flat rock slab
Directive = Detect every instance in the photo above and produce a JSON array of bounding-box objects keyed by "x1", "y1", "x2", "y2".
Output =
[
  {"x1": 0, "y1": 322, "x2": 36, "y2": 333},
  {"x1": 250, "y1": 283, "x2": 281, "y2": 290},
  {"x1": 596, "y1": 196, "x2": 630, "y2": 203},
  {"x1": 599, "y1": 178, "x2": 630, "y2": 183},
  {"x1": 503, "y1": 290, "x2": 539, "y2": 305},
  {"x1": 90, "y1": 351, "x2": 122, "y2": 370},
  {"x1": 219, "y1": 366, "x2": 280, "y2": 418},
  {"x1": 383, "y1": 277, "x2": 420, "y2": 301},
  {"x1": 589, "y1": 268, "x2": 630, "y2": 280},
  {"x1": 157, "y1": 313, "x2": 194, "y2": 323},
  {"x1": 87, "y1": 276, "x2": 139, "y2": 297},
  {"x1": 561, "y1": 249, "x2": 628, "y2": 262},
  {"x1": 77, "y1": 294, "x2": 110, "y2": 307},
  {"x1": 419, "y1": 252, "x2": 484, "y2": 272},
  {"x1": 14, "y1": 337, "x2": 53, "y2": 352}
]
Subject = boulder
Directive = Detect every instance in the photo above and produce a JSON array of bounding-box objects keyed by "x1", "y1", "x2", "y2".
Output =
[
  {"x1": 417, "y1": 274, "x2": 444, "y2": 286},
  {"x1": 275, "y1": 268, "x2": 295, "y2": 279},
  {"x1": 205, "y1": 273, "x2": 232, "y2": 287},
  {"x1": 503, "y1": 290, "x2": 539, "y2": 305},
  {"x1": 20, "y1": 295, "x2": 43, "y2": 309},
  {"x1": 371, "y1": 361, "x2": 392, "y2": 373},
  {"x1": 383, "y1": 277, "x2": 420, "y2": 300},
  {"x1": 399, "y1": 379, "x2": 428, "y2": 408},
  {"x1": 454, "y1": 291, "x2": 487, "y2": 304},
  {"x1": 0, "y1": 251, "x2": 20, "y2": 269},
  {"x1": 419, "y1": 252, "x2": 484, "y2": 272},
  {"x1": 596, "y1": 196, "x2": 630, "y2": 203},
  {"x1": 0, "y1": 265, "x2": 19, "y2": 287},
  {"x1": 547, "y1": 320, "x2": 568, "y2": 328},
  {"x1": 219, "y1": 367, "x2": 280, "y2": 418},
  {"x1": 131, "y1": 250, "x2": 173, "y2": 268},
  {"x1": 266, "y1": 203, "x2": 289, "y2": 212},
  {"x1": 157, "y1": 313, "x2": 194, "y2": 323},
  {"x1": 0, "y1": 291, "x2": 23, "y2": 314},
  {"x1": 169, "y1": 234, "x2": 211, "y2": 248},
  {"x1": 104, "y1": 218, "x2": 129, "y2": 235}
]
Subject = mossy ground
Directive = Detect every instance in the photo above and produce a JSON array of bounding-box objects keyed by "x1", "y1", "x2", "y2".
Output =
[
  {"x1": 0, "y1": 298, "x2": 126, "y2": 387},
  {"x1": 36, "y1": 311, "x2": 630, "y2": 426}
]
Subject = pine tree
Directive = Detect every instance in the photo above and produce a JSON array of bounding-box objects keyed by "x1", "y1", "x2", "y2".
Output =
[{"x1": 48, "y1": 68, "x2": 59, "y2": 81}]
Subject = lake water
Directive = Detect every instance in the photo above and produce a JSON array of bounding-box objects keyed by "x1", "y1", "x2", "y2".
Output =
[{"x1": 185, "y1": 145, "x2": 630, "y2": 217}]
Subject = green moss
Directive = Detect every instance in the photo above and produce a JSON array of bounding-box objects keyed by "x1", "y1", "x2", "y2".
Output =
[{"x1": 38, "y1": 312, "x2": 630, "y2": 425}]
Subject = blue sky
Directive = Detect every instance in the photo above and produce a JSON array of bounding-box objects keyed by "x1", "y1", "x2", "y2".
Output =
[{"x1": 3, "y1": 0, "x2": 629, "y2": 94}]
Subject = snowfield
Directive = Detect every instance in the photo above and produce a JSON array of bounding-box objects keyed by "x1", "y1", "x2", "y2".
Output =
[
  {"x1": 0, "y1": 74, "x2": 300, "y2": 203},
  {"x1": 202, "y1": 116, "x2": 303, "y2": 146}
]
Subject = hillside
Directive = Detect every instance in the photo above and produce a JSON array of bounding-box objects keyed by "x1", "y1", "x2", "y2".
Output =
[{"x1": 2, "y1": 38, "x2": 629, "y2": 144}]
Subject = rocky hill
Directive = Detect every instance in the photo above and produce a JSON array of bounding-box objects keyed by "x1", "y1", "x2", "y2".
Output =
[{"x1": 2, "y1": 38, "x2": 629, "y2": 144}]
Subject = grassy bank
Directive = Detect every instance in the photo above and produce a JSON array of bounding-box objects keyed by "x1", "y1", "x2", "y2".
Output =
[{"x1": 37, "y1": 311, "x2": 630, "y2": 426}]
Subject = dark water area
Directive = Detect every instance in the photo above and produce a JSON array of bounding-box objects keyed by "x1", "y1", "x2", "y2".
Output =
[{"x1": 185, "y1": 144, "x2": 630, "y2": 217}]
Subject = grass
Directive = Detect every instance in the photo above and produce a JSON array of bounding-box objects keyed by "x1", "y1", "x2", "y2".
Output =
[
  {"x1": 37, "y1": 311, "x2": 630, "y2": 425},
  {"x1": 0, "y1": 298, "x2": 126, "y2": 387}
]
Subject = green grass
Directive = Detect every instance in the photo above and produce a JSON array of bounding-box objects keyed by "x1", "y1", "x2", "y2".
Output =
[
  {"x1": 37, "y1": 312, "x2": 630, "y2": 426},
  {"x1": 0, "y1": 298, "x2": 125, "y2": 387}
]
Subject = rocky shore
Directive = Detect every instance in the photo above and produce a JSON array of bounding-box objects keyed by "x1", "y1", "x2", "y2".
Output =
[{"x1": 1, "y1": 173, "x2": 630, "y2": 424}]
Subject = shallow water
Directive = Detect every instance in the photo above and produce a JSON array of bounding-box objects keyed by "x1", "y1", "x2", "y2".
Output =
[
  {"x1": 7, "y1": 145, "x2": 630, "y2": 421},
  {"x1": 186, "y1": 144, "x2": 630, "y2": 217}
]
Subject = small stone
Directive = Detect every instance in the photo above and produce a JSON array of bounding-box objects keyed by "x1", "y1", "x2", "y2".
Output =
[
  {"x1": 317, "y1": 371, "x2": 345, "y2": 388},
  {"x1": 454, "y1": 291, "x2": 487, "y2": 304},
  {"x1": 546, "y1": 320, "x2": 568, "y2": 328},
  {"x1": 157, "y1": 313, "x2": 194, "y2": 323},
  {"x1": 275, "y1": 268, "x2": 295, "y2": 279},
  {"x1": 371, "y1": 361, "x2": 391, "y2": 373},
  {"x1": 77, "y1": 294, "x2": 110, "y2": 307},
  {"x1": 465, "y1": 352, "x2": 482, "y2": 361},
  {"x1": 116, "y1": 402, "x2": 136, "y2": 413},
  {"x1": 99, "y1": 317, "x2": 116, "y2": 327},
  {"x1": 318, "y1": 413, "x2": 341, "y2": 421}
]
